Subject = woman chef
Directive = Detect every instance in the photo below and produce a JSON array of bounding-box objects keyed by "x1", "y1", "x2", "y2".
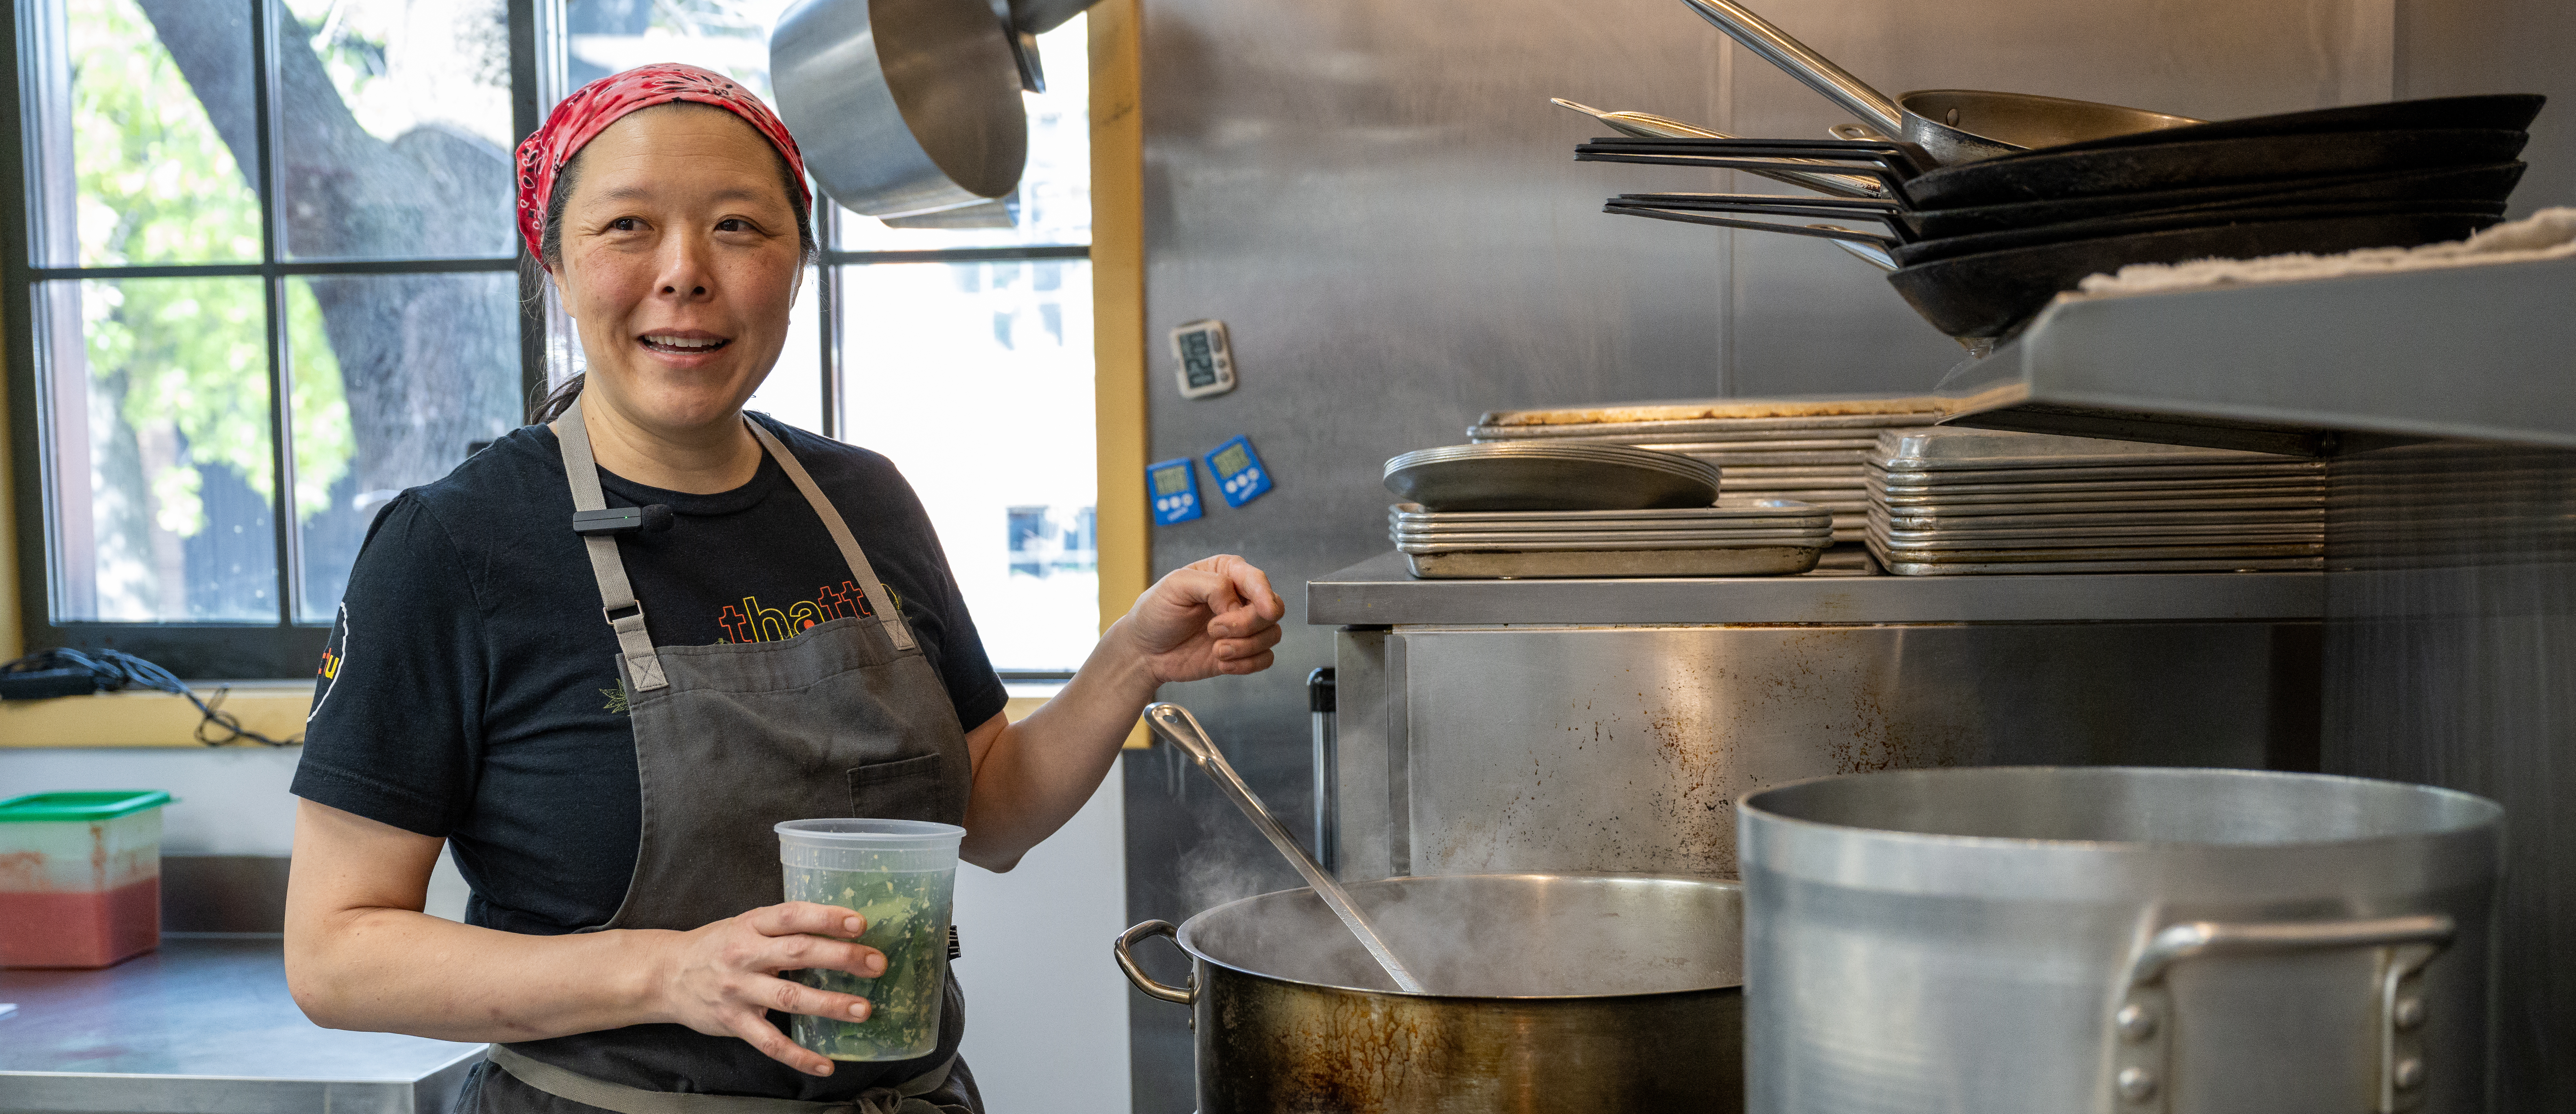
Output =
[{"x1": 282, "y1": 65, "x2": 1283, "y2": 1114}]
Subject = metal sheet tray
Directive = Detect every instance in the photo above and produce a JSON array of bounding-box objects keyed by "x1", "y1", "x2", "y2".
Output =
[
  {"x1": 1474, "y1": 428, "x2": 1893, "y2": 446},
  {"x1": 1870, "y1": 427, "x2": 2297, "y2": 471},
  {"x1": 1872, "y1": 531, "x2": 2324, "y2": 551},
  {"x1": 1868, "y1": 461, "x2": 2325, "y2": 486},
  {"x1": 1870, "y1": 473, "x2": 2325, "y2": 496},
  {"x1": 1865, "y1": 540, "x2": 2325, "y2": 562},
  {"x1": 1873, "y1": 507, "x2": 2324, "y2": 530},
  {"x1": 1388, "y1": 500, "x2": 1823, "y2": 526},
  {"x1": 1725, "y1": 467, "x2": 1868, "y2": 483},
  {"x1": 1872, "y1": 483, "x2": 2326, "y2": 506},
  {"x1": 1404, "y1": 545, "x2": 1826, "y2": 579},
  {"x1": 1401, "y1": 529, "x2": 1844, "y2": 549},
  {"x1": 1877, "y1": 518, "x2": 2325, "y2": 540},
  {"x1": 1872, "y1": 554, "x2": 2325, "y2": 575},
  {"x1": 1474, "y1": 396, "x2": 1953, "y2": 432},
  {"x1": 1886, "y1": 503, "x2": 2329, "y2": 523},
  {"x1": 1678, "y1": 450, "x2": 1872, "y2": 467}
]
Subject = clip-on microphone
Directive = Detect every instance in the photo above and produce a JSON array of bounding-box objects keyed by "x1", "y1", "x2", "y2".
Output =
[{"x1": 573, "y1": 505, "x2": 675, "y2": 536}]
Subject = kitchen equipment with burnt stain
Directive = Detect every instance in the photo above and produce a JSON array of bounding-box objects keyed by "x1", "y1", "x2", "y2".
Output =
[{"x1": 1114, "y1": 872, "x2": 1744, "y2": 1113}]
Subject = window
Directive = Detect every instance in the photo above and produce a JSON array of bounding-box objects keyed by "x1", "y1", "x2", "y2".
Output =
[
  {"x1": 5, "y1": 0, "x2": 529, "y2": 676},
  {"x1": 8, "y1": 0, "x2": 1097, "y2": 677}
]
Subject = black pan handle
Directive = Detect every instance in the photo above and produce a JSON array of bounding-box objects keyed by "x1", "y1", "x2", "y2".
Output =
[
  {"x1": 1611, "y1": 192, "x2": 1915, "y2": 241},
  {"x1": 1604, "y1": 203, "x2": 1905, "y2": 251},
  {"x1": 1580, "y1": 152, "x2": 1919, "y2": 207},
  {"x1": 1578, "y1": 136, "x2": 1934, "y2": 176}
]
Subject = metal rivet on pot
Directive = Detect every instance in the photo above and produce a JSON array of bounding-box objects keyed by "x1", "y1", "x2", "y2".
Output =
[
  {"x1": 2115, "y1": 1004, "x2": 2156, "y2": 1041},
  {"x1": 2394, "y1": 1058, "x2": 2426, "y2": 1089},
  {"x1": 2116, "y1": 1067, "x2": 2158, "y2": 1102},
  {"x1": 2393, "y1": 996, "x2": 2427, "y2": 1031},
  {"x1": 1945, "y1": 107, "x2": 1961, "y2": 126}
]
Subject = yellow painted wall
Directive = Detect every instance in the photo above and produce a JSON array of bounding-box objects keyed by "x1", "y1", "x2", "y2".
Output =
[{"x1": 1091, "y1": 0, "x2": 1153, "y2": 750}]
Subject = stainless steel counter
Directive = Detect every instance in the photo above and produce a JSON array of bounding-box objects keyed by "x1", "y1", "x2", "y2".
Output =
[
  {"x1": 1309, "y1": 551, "x2": 2324, "y2": 626},
  {"x1": 0, "y1": 937, "x2": 483, "y2": 1114}
]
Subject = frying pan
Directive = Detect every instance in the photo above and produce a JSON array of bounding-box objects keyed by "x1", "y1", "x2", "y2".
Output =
[
  {"x1": 1886, "y1": 211, "x2": 2500, "y2": 338},
  {"x1": 2032, "y1": 93, "x2": 2544, "y2": 156},
  {"x1": 1676, "y1": 0, "x2": 2201, "y2": 165},
  {"x1": 1609, "y1": 162, "x2": 2525, "y2": 245},
  {"x1": 1575, "y1": 129, "x2": 2532, "y2": 210},
  {"x1": 1607, "y1": 198, "x2": 2503, "y2": 267},
  {"x1": 1549, "y1": 98, "x2": 1886, "y2": 199}
]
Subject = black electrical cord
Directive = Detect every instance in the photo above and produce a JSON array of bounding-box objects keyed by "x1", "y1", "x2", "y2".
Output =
[{"x1": 0, "y1": 647, "x2": 301, "y2": 747}]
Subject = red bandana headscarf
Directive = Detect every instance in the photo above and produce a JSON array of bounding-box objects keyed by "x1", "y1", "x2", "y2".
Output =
[{"x1": 514, "y1": 62, "x2": 812, "y2": 262}]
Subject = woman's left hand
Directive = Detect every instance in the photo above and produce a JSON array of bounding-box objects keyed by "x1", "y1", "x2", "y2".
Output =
[{"x1": 1115, "y1": 554, "x2": 1286, "y2": 684}]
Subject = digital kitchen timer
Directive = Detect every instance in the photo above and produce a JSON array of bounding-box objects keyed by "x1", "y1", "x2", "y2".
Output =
[
  {"x1": 1148, "y1": 457, "x2": 1204, "y2": 525},
  {"x1": 1205, "y1": 435, "x2": 1273, "y2": 508}
]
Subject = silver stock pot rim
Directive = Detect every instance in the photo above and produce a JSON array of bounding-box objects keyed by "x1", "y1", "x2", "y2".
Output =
[
  {"x1": 1148, "y1": 872, "x2": 1747, "y2": 1001},
  {"x1": 1738, "y1": 765, "x2": 2505, "y2": 900}
]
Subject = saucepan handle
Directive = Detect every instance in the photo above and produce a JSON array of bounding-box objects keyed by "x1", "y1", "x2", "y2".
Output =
[
  {"x1": 1113, "y1": 920, "x2": 1195, "y2": 1005},
  {"x1": 2110, "y1": 913, "x2": 2455, "y2": 1114},
  {"x1": 1603, "y1": 205, "x2": 1905, "y2": 253}
]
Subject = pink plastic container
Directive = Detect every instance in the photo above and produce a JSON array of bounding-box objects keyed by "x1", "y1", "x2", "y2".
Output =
[{"x1": 0, "y1": 790, "x2": 170, "y2": 969}]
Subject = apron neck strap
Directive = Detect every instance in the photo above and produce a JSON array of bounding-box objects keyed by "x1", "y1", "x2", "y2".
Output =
[
  {"x1": 740, "y1": 416, "x2": 916, "y2": 651},
  {"x1": 555, "y1": 397, "x2": 917, "y2": 662}
]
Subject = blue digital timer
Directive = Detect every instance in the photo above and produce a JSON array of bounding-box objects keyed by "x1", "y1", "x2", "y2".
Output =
[
  {"x1": 1205, "y1": 435, "x2": 1273, "y2": 508},
  {"x1": 1148, "y1": 457, "x2": 1204, "y2": 525}
]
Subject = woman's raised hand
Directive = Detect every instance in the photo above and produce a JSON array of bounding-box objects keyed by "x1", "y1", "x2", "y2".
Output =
[
  {"x1": 1117, "y1": 554, "x2": 1286, "y2": 684},
  {"x1": 652, "y1": 901, "x2": 885, "y2": 1076}
]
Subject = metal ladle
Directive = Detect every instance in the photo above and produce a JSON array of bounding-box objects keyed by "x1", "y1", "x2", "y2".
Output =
[
  {"x1": 1676, "y1": 0, "x2": 2203, "y2": 165},
  {"x1": 1143, "y1": 702, "x2": 1429, "y2": 994}
]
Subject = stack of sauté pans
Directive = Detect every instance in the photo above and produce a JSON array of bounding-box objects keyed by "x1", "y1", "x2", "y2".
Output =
[{"x1": 1572, "y1": 0, "x2": 2544, "y2": 343}]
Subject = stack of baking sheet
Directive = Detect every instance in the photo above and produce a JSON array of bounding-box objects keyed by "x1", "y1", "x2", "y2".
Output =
[
  {"x1": 1468, "y1": 396, "x2": 1958, "y2": 541},
  {"x1": 1389, "y1": 499, "x2": 1834, "y2": 579},
  {"x1": 1865, "y1": 428, "x2": 2328, "y2": 575}
]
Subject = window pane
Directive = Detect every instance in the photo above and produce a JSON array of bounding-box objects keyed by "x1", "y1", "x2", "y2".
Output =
[
  {"x1": 833, "y1": 16, "x2": 1091, "y2": 251},
  {"x1": 287, "y1": 272, "x2": 520, "y2": 621},
  {"x1": 744, "y1": 266, "x2": 825, "y2": 434},
  {"x1": 564, "y1": 0, "x2": 794, "y2": 99},
  {"x1": 837, "y1": 260, "x2": 1096, "y2": 671},
  {"x1": 276, "y1": 0, "x2": 516, "y2": 260},
  {"x1": 28, "y1": 0, "x2": 261, "y2": 267},
  {"x1": 41, "y1": 277, "x2": 277, "y2": 622}
]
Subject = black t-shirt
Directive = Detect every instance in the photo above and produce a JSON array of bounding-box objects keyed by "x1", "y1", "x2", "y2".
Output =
[{"x1": 293, "y1": 414, "x2": 1008, "y2": 940}]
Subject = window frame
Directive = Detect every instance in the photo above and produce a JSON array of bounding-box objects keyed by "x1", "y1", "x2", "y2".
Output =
[{"x1": 5, "y1": 0, "x2": 1094, "y2": 679}]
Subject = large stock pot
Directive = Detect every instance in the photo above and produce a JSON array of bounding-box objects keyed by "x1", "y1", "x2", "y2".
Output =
[
  {"x1": 1114, "y1": 873, "x2": 1745, "y2": 1113},
  {"x1": 1739, "y1": 766, "x2": 2503, "y2": 1114}
]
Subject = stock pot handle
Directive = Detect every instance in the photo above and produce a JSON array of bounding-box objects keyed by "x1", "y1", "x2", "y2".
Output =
[
  {"x1": 2108, "y1": 913, "x2": 2455, "y2": 1114},
  {"x1": 1114, "y1": 920, "x2": 1195, "y2": 1005}
]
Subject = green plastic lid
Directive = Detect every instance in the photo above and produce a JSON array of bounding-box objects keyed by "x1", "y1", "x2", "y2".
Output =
[{"x1": 0, "y1": 790, "x2": 174, "y2": 822}]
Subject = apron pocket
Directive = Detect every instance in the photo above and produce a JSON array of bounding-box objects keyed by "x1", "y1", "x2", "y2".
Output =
[{"x1": 848, "y1": 753, "x2": 947, "y2": 821}]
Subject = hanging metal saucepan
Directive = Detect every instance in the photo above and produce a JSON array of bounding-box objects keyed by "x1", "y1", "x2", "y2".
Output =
[
  {"x1": 771, "y1": 0, "x2": 1029, "y2": 217},
  {"x1": 1676, "y1": 0, "x2": 2203, "y2": 165}
]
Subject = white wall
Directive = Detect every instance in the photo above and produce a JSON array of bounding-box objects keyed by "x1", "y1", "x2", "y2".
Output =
[{"x1": 951, "y1": 771, "x2": 1132, "y2": 1114}]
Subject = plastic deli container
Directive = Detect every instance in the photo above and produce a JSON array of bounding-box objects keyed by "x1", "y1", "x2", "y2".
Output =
[
  {"x1": 0, "y1": 790, "x2": 173, "y2": 969},
  {"x1": 775, "y1": 818, "x2": 965, "y2": 1062}
]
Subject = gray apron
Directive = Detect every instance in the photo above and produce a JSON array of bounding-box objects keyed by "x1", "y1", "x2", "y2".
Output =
[{"x1": 477, "y1": 399, "x2": 977, "y2": 1114}]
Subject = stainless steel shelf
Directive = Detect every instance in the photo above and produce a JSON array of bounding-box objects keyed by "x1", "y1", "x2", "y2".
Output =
[
  {"x1": 1309, "y1": 551, "x2": 2322, "y2": 626},
  {"x1": 1935, "y1": 254, "x2": 2576, "y2": 456},
  {"x1": 0, "y1": 937, "x2": 482, "y2": 1113}
]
